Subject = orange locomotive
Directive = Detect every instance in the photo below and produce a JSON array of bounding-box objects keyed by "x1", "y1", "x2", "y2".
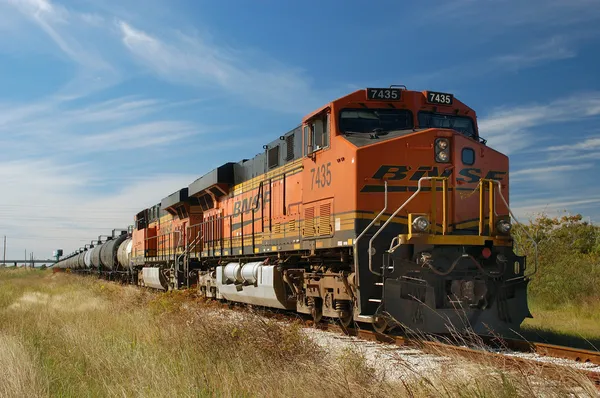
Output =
[{"x1": 57, "y1": 85, "x2": 533, "y2": 335}]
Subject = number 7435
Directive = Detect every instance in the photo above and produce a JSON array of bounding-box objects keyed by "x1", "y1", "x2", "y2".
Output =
[{"x1": 310, "y1": 162, "x2": 332, "y2": 189}]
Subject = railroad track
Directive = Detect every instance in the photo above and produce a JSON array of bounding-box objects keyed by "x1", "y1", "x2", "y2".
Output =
[
  {"x1": 311, "y1": 322, "x2": 600, "y2": 390},
  {"x1": 80, "y1": 274, "x2": 600, "y2": 391},
  {"x1": 217, "y1": 301, "x2": 600, "y2": 390}
]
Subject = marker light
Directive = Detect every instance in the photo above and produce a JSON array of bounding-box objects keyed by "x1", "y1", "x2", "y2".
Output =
[
  {"x1": 496, "y1": 220, "x2": 512, "y2": 234},
  {"x1": 412, "y1": 216, "x2": 430, "y2": 233}
]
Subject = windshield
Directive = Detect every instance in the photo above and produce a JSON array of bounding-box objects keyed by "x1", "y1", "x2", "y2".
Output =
[
  {"x1": 418, "y1": 112, "x2": 476, "y2": 138},
  {"x1": 339, "y1": 108, "x2": 413, "y2": 134}
]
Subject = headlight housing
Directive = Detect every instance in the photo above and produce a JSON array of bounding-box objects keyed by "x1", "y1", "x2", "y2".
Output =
[
  {"x1": 412, "y1": 216, "x2": 430, "y2": 233},
  {"x1": 435, "y1": 138, "x2": 450, "y2": 163},
  {"x1": 496, "y1": 219, "x2": 511, "y2": 234}
]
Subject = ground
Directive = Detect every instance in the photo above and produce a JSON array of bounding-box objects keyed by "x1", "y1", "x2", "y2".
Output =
[{"x1": 0, "y1": 268, "x2": 596, "y2": 398}]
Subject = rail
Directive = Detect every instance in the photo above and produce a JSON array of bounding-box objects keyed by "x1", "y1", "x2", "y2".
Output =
[
  {"x1": 353, "y1": 181, "x2": 387, "y2": 275},
  {"x1": 489, "y1": 179, "x2": 538, "y2": 280},
  {"x1": 368, "y1": 177, "x2": 433, "y2": 276},
  {"x1": 209, "y1": 299, "x2": 600, "y2": 390},
  {"x1": 366, "y1": 177, "x2": 537, "y2": 280},
  {"x1": 176, "y1": 231, "x2": 202, "y2": 288}
]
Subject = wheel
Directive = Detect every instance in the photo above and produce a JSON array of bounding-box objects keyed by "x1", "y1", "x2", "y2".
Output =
[
  {"x1": 339, "y1": 309, "x2": 353, "y2": 328},
  {"x1": 337, "y1": 300, "x2": 353, "y2": 328},
  {"x1": 373, "y1": 315, "x2": 388, "y2": 334},
  {"x1": 311, "y1": 305, "x2": 323, "y2": 324}
]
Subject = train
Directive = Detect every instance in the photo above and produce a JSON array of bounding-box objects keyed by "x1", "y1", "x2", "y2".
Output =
[{"x1": 54, "y1": 85, "x2": 534, "y2": 336}]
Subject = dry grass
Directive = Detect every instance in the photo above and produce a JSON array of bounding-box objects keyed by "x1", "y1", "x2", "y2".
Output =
[{"x1": 0, "y1": 268, "x2": 597, "y2": 397}]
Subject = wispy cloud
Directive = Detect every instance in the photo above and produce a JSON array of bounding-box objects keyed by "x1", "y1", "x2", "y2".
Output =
[
  {"x1": 425, "y1": 0, "x2": 600, "y2": 29},
  {"x1": 81, "y1": 121, "x2": 199, "y2": 151},
  {"x1": 492, "y1": 37, "x2": 576, "y2": 72},
  {"x1": 0, "y1": 158, "x2": 197, "y2": 257},
  {"x1": 407, "y1": 36, "x2": 579, "y2": 88},
  {"x1": 510, "y1": 163, "x2": 595, "y2": 185},
  {"x1": 511, "y1": 164, "x2": 593, "y2": 177},
  {"x1": 545, "y1": 136, "x2": 600, "y2": 152},
  {"x1": 1, "y1": 0, "x2": 120, "y2": 98},
  {"x1": 117, "y1": 21, "x2": 325, "y2": 113},
  {"x1": 0, "y1": 95, "x2": 208, "y2": 158},
  {"x1": 478, "y1": 92, "x2": 600, "y2": 154},
  {"x1": 512, "y1": 196, "x2": 600, "y2": 221}
]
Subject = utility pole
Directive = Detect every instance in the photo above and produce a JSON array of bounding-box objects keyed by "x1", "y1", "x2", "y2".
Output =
[{"x1": 2, "y1": 236, "x2": 5, "y2": 266}]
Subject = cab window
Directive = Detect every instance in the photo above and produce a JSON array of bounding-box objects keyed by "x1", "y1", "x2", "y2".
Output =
[
  {"x1": 338, "y1": 108, "x2": 413, "y2": 134},
  {"x1": 418, "y1": 111, "x2": 476, "y2": 138},
  {"x1": 304, "y1": 113, "x2": 330, "y2": 155}
]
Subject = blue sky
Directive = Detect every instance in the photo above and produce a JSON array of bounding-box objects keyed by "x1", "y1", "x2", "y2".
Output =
[{"x1": 0, "y1": 0, "x2": 599, "y2": 260}]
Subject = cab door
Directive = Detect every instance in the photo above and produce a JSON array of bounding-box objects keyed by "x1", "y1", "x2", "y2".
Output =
[{"x1": 301, "y1": 111, "x2": 334, "y2": 241}]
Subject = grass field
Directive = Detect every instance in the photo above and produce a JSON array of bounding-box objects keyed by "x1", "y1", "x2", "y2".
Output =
[
  {"x1": 0, "y1": 268, "x2": 596, "y2": 398},
  {"x1": 521, "y1": 300, "x2": 600, "y2": 350}
]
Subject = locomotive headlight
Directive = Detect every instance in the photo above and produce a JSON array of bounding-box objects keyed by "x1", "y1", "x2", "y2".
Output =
[
  {"x1": 412, "y1": 216, "x2": 430, "y2": 233},
  {"x1": 436, "y1": 138, "x2": 449, "y2": 150},
  {"x1": 436, "y1": 151, "x2": 449, "y2": 162},
  {"x1": 435, "y1": 138, "x2": 451, "y2": 163},
  {"x1": 496, "y1": 220, "x2": 512, "y2": 234}
]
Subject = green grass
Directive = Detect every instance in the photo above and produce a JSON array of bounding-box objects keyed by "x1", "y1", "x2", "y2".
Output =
[
  {"x1": 0, "y1": 268, "x2": 595, "y2": 397},
  {"x1": 512, "y1": 212, "x2": 600, "y2": 349},
  {"x1": 521, "y1": 299, "x2": 600, "y2": 350}
]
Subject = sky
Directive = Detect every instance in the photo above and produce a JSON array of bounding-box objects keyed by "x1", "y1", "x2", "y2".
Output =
[{"x1": 0, "y1": 0, "x2": 599, "y2": 261}]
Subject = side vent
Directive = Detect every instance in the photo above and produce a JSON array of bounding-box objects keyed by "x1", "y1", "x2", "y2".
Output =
[
  {"x1": 268, "y1": 146, "x2": 280, "y2": 169},
  {"x1": 318, "y1": 202, "x2": 332, "y2": 236},
  {"x1": 303, "y1": 207, "x2": 315, "y2": 238},
  {"x1": 285, "y1": 134, "x2": 294, "y2": 161}
]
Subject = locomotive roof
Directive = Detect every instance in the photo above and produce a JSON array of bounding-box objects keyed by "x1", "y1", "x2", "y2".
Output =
[
  {"x1": 135, "y1": 86, "x2": 477, "y2": 217},
  {"x1": 302, "y1": 88, "x2": 476, "y2": 123}
]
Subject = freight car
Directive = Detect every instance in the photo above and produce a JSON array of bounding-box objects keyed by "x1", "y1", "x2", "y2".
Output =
[{"x1": 54, "y1": 86, "x2": 535, "y2": 336}]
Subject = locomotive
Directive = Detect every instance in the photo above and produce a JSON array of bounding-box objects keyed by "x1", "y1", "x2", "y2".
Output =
[{"x1": 54, "y1": 85, "x2": 533, "y2": 336}]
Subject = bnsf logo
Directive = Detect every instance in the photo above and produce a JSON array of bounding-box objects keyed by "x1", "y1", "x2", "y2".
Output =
[
  {"x1": 372, "y1": 165, "x2": 506, "y2": 183},
  {"x1": 232, "y1": 190, "x2": 271, "y2": 216}
]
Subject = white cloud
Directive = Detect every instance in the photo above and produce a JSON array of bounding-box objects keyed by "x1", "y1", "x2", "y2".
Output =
[
  {"x1": 117, "y1": 21, "x2": 324, "y2": 113},
  {"x1": 0, "y1": 95, "x2": 208, "y2": 158},
  {"x1": 492, "y1": 37, "x2": 576, "y2": 71},
  {"x1": 0, "y1": 158, "x2": 197, "y2": 260},
  {"x1": 510, "y1": 163, "x2": 594, "y2": 185},
  {"x1": 478, "y1": 92, "x2": 600, "y2": 154},
  {"x1": 512, "y1": 196, "x2": 600, "y2": 222},
  {"x1": 1, "y1": 0, "x2": 120, "y2": 98},
  {"x1": 81, "y1": 121, "x2": 199, "y2": 151},
  {"x1": 545, "y1": 136, "x2": 600, "y2": 152},
  {"x1": 511, "y1": 164, "x2": 593, "y2": 177},
  {"x1": 425, "y1": 0, "x2": 600, "y2": 29}
]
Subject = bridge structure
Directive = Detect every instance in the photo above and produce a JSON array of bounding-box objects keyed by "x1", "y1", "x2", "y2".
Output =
[{"x1": 1, "y1": 259, "x2": 57, "y2": 266}]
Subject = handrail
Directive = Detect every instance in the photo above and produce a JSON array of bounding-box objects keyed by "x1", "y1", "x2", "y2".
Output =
[
  {"x1": 353, "y1": 181, "x2": 387, "y2": 274},
  {"x1": 491, "y1": 180, "x2": 538, "y2": 280},
  {"x1": 176, "y1": 231, "x2": 202, "y2": 289},
  {"x1": 368, "y1": 177, "x2": 434, "y2": 276}
]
